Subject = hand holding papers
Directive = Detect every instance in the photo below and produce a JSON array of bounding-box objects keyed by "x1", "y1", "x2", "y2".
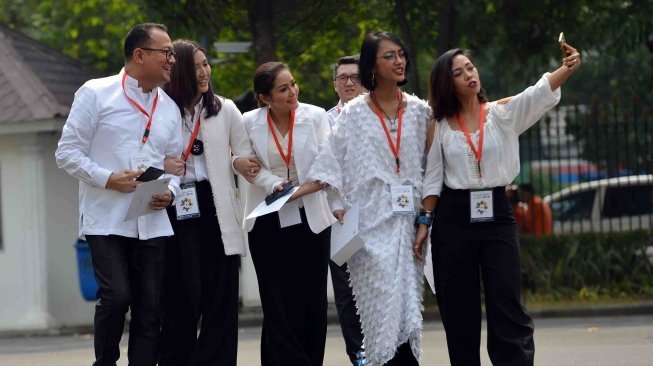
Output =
[
  {"x1": 246, "y1": 186, "x2": 300, "y2": 220},
  {"x1": 330, "y1": 203, "x2": 364, "y2": 266},
  {"x1": 124, "y1": 178, "x2": 171, "y2": 221}
]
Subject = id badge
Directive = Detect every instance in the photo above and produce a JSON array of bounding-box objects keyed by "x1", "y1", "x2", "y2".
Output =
[
  {"x1": 470, "y1": 189, "x2": 494, "y2": 222},
  {"x1": 175, "y1": 182, "x2": 201, "y2": 220},
  {"x1": 390, "y1": 184, "x2": 415, "y2": 215},
  {"x1": 130, "y1": 156, "x2": 150, "y2": 172}
]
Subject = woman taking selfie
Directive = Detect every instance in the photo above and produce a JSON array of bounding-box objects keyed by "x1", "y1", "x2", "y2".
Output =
[{"x1": 415, "y1": 41, "x2": 581, "y2": 365}]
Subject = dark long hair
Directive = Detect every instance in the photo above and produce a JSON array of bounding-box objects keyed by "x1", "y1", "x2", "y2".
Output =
[
  {"x1": 164, "y1": 39, "x2": 221, "y2": 118},
  {"x1": 359, "y1": 30, "x2": 410, "y2": 91},
  {"x1": 428, "y1": 48, "x2": 488, "y2": 121},
  {"x1": 253, "y1": 62, "x2": 289, "y2": 107}
]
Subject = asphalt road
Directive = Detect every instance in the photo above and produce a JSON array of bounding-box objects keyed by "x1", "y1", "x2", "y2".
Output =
[{"x1": 1, "y1": 315, "x2": 652, "y2": 365}]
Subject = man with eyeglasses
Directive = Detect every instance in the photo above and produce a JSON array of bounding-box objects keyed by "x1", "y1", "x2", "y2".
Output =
[
  {"x1": 55, "y1": 23, "x2": 182, "y2": 366},
  {"x1": 328, "y1": 55, "x2": 367, "y2": 128},
  {"x1": 327, "y1": 55, "x2": 367, "y2": 366}
]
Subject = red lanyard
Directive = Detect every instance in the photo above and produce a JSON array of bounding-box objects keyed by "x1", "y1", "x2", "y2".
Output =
[
  {"x1": 267, "y1": 108, "x2": 295, "y2": 178},
  {"x1": 182, "y1": 107, "x2": 203, "y2": 162},
  {"x1": 371, "y1": 90, "x2": 403, "y2": 174},
  {"x1": 121, "y1": 72, "x2": 159, "y2": 145},
  {"x1": 456, "y1": 103, "x2": 486, "y2": 177}
]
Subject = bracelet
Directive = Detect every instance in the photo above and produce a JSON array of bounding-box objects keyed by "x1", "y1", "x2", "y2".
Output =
[{"x1": 415, "y1": 214, "x2": 433, "y2": 227}]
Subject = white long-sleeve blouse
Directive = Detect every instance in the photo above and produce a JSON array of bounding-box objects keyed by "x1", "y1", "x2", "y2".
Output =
[{"x1": 423, "y1": 74, "x2": 561, "y2": 197}]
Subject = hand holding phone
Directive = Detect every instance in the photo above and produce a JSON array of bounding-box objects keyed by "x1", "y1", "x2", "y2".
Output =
[
  {"x1": 558, "y1": 32, "x2": 570, "y2": 56},
  {"x1": 265, "y1": 181, "x2": 295, "y2": 205},
  {"x1": 135, "y1": 166, "x2": 165, "y2": 182}
]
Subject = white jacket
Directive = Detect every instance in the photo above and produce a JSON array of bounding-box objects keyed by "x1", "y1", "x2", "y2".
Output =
[
  {"x1": 201, "y1": 97, "x2": 252, "y2": 256},
  {"x1": 242, "y1": 103, "x2": 337, "y2": 233}
]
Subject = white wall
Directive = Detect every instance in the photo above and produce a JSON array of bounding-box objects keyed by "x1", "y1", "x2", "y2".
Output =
[
  {"x1": 0, "y1": 131, "x2": 94, "y2": 331},
  {"x1": 40, "y1": 131, "x2": 95, "y2": 327}
]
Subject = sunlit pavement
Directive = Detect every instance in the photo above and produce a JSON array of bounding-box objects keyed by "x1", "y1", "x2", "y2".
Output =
[{"x1": 1, "y1": 315, "x2": 652, "y2": 365}]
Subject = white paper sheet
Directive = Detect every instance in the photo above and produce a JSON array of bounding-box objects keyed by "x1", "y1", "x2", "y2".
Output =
[
  {"x1": 424, "y1": 241, "x2": 436, "y2": 295},
  {"x1": 245, "y1": 186, "x2": 300, "y2": 220},
  {"x1": 330, "y1": 203, "x2": 364, "y2": 266},
  {"x1": 124, "y1": 178, "x2": 171, "y2": 221}
]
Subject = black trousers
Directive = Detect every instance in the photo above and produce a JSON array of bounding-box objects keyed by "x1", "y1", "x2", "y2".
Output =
[
  {"x1": 329, "y1": 260, "x2": 364, "y2": 364},
  {"x1": 86, "y1": 234, "x2": 167, "y2": 366},
  {"x1": 159, "y1": 180, "x2": 240, "y2": 366},
  {"x1": 249, "y1": 208, "x2": 330, "y2": 366},
  {"x1": 383, "y1": 342, "x2": 419, "y2": 365},
  {"x1": 431, "y1": 186, "x2": 535, "y2": 366}
]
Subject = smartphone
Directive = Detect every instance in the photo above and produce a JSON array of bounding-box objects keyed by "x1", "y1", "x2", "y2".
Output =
[
  {"x1": 558, "y1": 32, "x2": 569, "y2": 56},
  {"x1": 265, "y1": 181, "x2": 295, "y2": 205},
  {"x1": 135, "y1": 166, "x2": 165, "y2": 182}
]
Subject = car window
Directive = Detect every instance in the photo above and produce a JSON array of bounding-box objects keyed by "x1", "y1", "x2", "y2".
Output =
[
  {"x1": 550, "y1": 189, "x2": 596, "y2": 221},
  {"x1": 601, "y1": 184, "x2": 653, "y2": 218}
]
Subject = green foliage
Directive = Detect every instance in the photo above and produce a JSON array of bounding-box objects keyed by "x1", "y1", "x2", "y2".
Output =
[{"x1": 520, "y1": 231, "x2": 653, "y2": 300}]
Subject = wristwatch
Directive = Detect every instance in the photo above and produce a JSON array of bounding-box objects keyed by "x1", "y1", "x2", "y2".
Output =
[{"x1": 415, "y1": 210, "x2": 433, "y2": 227}]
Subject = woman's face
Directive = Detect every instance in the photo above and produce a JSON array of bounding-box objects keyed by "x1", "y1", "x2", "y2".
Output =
[
  {"x1": 194, "y1": 49, "x2": 211, "y2": 96},
  {"x1": 263, "y1": 69, "x2": 300, "y2": 113},
  {"x1": 451, "y1": 54, "x2": 481, "y2": 98},
  {"x1": 373, "y1": 39, "x2": 406, "y2": 84}
]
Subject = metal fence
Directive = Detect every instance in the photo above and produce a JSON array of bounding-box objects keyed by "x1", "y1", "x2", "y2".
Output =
[{"x1": 513, "y1": 96, "x2": 653, "y2": 235}]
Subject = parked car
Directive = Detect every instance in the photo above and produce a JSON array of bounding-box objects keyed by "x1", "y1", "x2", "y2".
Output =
[{"x1": 543, "y1": 175, "x2": 653, "y2": 235}]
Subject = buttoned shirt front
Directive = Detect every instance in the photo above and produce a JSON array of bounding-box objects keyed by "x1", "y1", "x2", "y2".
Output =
[{"x1": 56, "y1": 69, "x2": 183, "y2": 239}]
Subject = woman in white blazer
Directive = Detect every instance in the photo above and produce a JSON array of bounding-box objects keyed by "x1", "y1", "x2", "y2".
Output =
[
  {"x1": 158, "y1": 40, "x2": 261, "y2": 366},
  {"x1": 243, "y1": 61, "x2": 338, "y2": 366}
]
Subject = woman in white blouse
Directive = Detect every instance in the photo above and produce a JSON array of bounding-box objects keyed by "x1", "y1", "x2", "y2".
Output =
[
  {"x1": 158, "y1": 40, "x2": 260, "y2": 366},
  {"x1": 414, "y1": 43, "x2": 582, "y2": 366},
  {"x1": 242, "y1": 61, "x2": 337, "y2": 365}
]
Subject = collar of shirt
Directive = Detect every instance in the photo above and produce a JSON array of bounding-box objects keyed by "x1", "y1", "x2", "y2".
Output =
[{"x1": 121, "y1": 68, "x2": 156, "y2": 106}]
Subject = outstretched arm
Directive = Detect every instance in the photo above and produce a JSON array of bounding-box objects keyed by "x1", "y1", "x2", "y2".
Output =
[{"x1": 547, "y1": 42, "x2": 581, "y2": 91}]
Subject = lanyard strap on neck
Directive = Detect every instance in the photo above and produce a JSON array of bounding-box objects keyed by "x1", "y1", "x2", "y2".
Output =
[
  {"x1": 182, "y1": 106, "x2": 203, "y2": 162},
  {"x1": 456, "y1": 103, "x2": 486, "y2": 177},
  {"x1": 267, "y1": 108, "x2": 296, "y2": 178},
  {"x1": 371, "y1": 90, "x2": 403, "y2": 174},
  {"x1": 121, "y1": 72, "x2": 159, "y2": 145}
]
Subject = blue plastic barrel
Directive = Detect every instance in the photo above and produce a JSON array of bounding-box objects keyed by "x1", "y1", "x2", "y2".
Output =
[{"x1": 75, "y1": 239, "x2": 99, "y2": 301}]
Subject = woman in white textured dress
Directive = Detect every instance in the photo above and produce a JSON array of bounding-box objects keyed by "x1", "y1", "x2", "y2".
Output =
[
  {"x1": 294, "y1": 30, "x2": 431, "y2": 365},
  {"x1": 414, "y1": 41, "x2": 581, "y2": 365}
]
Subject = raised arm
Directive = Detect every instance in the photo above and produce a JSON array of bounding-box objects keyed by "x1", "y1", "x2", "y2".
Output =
[{"x1": 547, "y1": 43, "x2": 581, "y2": 91}]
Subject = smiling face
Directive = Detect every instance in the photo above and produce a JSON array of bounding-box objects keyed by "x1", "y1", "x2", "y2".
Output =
[
  {"x1": 373, "y1": 39, "x2": 406, "y2": 85},
  {"x1": 194, "y1": 49, "x2": 211, "y2": 97},
  {"x1": 141, "y1": 28, "x2": 175, "y2": 86},
  {"x1": 451, "y1": 54, "x2": 482, "y2": 99},
  {"x1": 261, "y1": 69, "x2": 299, "y2": 113},
  {"x1": 333, "y1": 63, "x2": 365, "y2": 104}
]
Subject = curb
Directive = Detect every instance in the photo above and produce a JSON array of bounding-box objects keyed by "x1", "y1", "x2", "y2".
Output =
[{"x1": 2, "y1": 302, "x2": 652, "y2": 339}]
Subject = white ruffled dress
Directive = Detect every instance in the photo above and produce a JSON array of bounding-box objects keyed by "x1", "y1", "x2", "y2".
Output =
[{"x1": 308, "y1": 93, "x2": 431, "y2": 365}]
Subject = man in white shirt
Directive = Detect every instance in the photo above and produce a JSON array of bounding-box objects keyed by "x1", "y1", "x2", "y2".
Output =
[
  {"x1": 327, "y1": 55, "x2": 366, "y2": 128},
  {"x1": 327, "y1": 55, "x2": 367, "y2": 366},
  {"x1": 55, "y1": 23, "x2": 182, "y2": 366}
]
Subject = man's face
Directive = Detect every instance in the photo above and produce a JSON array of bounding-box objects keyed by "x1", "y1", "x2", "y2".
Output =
[
  {"x1": 333, "y1": 63, "x2": 365, "y2": 104},
  {"x1": 140, "y1": 28, "x2": 175, "y2": 86}
]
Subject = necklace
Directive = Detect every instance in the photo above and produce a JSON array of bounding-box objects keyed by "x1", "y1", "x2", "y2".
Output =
[{"x1": 371, "y1": 90, "x2": 402, "y2": 131}]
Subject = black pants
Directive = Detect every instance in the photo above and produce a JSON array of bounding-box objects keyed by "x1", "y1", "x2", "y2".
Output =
[
  {"x1": 249, "y1": 208, "x2": 330, "y2": 366},
  {"x1": 329, "y1": 260, "x2": 364, "y2": 364},
  {"x1": 431, "y1": 186, "x2": 535, "y2": 366},
  {"x1": 86, "y1": 234, "x2": 167, "y2": 366},
  {"x1": 159, "y1": 180, "x2": 240, "y2": 366},
  {"x1": 383, "y1": 342, "x2": 419, "y2": 365}
]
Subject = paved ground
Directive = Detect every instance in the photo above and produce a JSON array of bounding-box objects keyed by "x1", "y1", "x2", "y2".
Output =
[{"x1": 1, "y1": 315, "x2": 652, "y2": 365}]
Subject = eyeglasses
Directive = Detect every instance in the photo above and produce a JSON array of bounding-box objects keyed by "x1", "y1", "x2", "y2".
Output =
[
  {"x1": 140, "y1": 47, "x2": 176, "y2": 61},
  {"x1": 334, "y1": 74, "x2": 359, "y2": 84},
  {"x1": 377, "y1": 49, "x2": 407, "y2": 62}
]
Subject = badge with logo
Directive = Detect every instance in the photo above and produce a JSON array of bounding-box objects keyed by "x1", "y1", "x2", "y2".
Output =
[
  {"x1": 470, "y1": 190, "x2": 494, "y2": 222},
  {"x1": 175, "y1": 182, "x2": 200, "y2": 220},
  {"x1": 390, "y1": 184, "x2": 415, "y2": 215}
]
